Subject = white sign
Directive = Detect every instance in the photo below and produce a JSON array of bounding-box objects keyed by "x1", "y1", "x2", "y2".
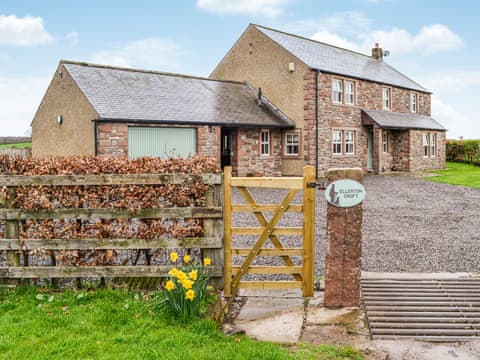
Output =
[{"x1": 325, "y1": 179, "x2": 366, "y2": 208}]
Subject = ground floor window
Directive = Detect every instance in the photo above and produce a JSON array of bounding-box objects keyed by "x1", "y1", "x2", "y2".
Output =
[
  {"x1": 332, "y1": 129, "x2": 356, "y2": 155},
  {"x1": 332, "y1": 130, "x2": 342, "y2": 154},
  {"x1": 284, "y1": 132, "x2": 299, "y2": 155},
  {"x1": 423, "y1": 133, "x2": 430, "y2": 157},
  {"x1": 383, "y1": 130, "x2": 389, "y2": 153},
  {"x1": 260, "y1": 129, "x2": 270, "y2": 156},
  {"x1": 430, "y1": 133, "x2": 436, "y2": 157}
]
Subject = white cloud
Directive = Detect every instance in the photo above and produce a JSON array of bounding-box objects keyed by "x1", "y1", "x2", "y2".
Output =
[
  {"x1": 311, "y1": 30, "x2": 362, "y2": 52},
  {"x1": 196, "y1": 0, "x2": 292, "y2": 17},
  {"x1": 363, "y1": 24, "x2": 463, "y2": 55},
  {"x1": 417, "y1": 70, "x2": 480, "y2": 95},
  {"x1": 91, "y1": 38, "x2": 186, "y2": 70},
  {"x1": 431, "y1": 97, "x2": 473, "y2": 139},
  {"x1": 67, "y1": 31, "x2": 79, "y2": 47},
  {"x1": 0, "y1": 14, "x2": 53, "y2": 46},
  {"x1": 0, "y1": 77, "x2": 49, "y2": 135}
]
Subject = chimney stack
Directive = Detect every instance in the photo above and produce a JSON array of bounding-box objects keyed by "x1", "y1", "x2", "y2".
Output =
[{"x1": 371, "y1": 42, "x2": 383, "y2": 61}]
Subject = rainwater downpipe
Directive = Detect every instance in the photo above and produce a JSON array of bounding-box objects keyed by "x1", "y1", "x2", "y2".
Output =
[{"x1": 315, "y1": 70, "x2": 319, "y2": 179}]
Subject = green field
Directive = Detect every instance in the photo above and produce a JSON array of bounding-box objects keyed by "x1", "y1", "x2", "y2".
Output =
[
  {"x1": 0, "y1": 287, "x2": 362, "y2": 360},
  {"x1": 0, "y1": 142, "x2": 31, "y2": 149},
  {"x1": 426, "y1": 161, "x2": 480, "y2": 188}
]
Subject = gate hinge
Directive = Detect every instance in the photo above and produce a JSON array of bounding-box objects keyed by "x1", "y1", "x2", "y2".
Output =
[{"x1": 306, "y1": 180, "x2": 327, "y2": 190}]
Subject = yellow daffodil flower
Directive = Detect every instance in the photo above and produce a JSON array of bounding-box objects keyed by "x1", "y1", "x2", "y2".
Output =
[
  {"x1": 182, "y1": 279, "x2": 194, "y2": 289},
  {"x1": 183, "y1": 254, "x2": 191, "y2": 263},
  {"x1": 165, "y1": 280, "x2": 175, "y2": 291},
  {"x1": 185, "y1": 289, "x2": 195, "y2": 301},
  {"x1": 169, "y1": 252, "x2": 179, "y2": 262},
  {"x1": 188, "y1": 269, "x2": 198, "y2": 281},
  {"x1": 203, "y1": 257, "x2": 211, "y2": 266}
]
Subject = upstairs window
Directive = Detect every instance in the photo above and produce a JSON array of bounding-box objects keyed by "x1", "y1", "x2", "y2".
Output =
[
  {"x1": 345, "y1": 81, "x2": 355, "y2": 105},
  {"x1": 260, "y1": 129, "x2": 270, "y2": 156},
  {"x1": 423, "y1": 133, "x2": 429, "y2": 157},
  {"x1": 382, "y1": 87, "x2": 391, "y2": 110},
  {"x1": 345, "y1": 131, "x2": 355, "y2": 154},
  {"x1": 430, "y1": 133, "x2": 436, "y2": 157},
  {"x1": 332, "y1": 79, "x2": 343, "y2": 104},
  {"x1": 285, "y1": 132, "x2": 299, "y2": 155},
  {"x1": 332, "y1": 130, "x2": 342, "y2": 154},
  {"x1": 410, "y1": 93, "x2": 417, "y2": 113}
]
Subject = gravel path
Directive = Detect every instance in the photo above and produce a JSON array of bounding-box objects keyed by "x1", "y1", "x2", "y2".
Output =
[{"x1": 232, "y1": 174, "x2": 480, "y2": 277}]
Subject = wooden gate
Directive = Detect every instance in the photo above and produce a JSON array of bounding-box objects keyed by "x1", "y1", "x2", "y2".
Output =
[{"x1": 223, "y1": 166, "x2": 315, "y2": 298}]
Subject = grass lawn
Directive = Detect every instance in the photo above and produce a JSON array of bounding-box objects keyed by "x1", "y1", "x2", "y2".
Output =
[
  {"x1": 426, "y1": 161, "x2": 480, "y2": 188},
  {"x1": 0, "y1": 287, "x2": 363, "y2": 360},
  {"x1": 0, "y1": 142, "x2": 32, "y2": 149}
]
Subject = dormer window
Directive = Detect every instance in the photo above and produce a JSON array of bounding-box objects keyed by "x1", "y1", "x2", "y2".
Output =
[{"x1": 382, "y1": 87, "x2": 391, "y2": 110}]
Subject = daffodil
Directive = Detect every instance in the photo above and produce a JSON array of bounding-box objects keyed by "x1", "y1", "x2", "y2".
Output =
[
  {"x1": 168, "y1": 268, "x2": 178, "y2": 277},
  {"x1": 181, "y1": 279, "x2": 194, "y2": 289},
  {"x1": 169, "y1": 251, "x2": 179, "y2": 262},
  {"x1": 176, "y1": 270, "x2": 187, "y2": 281},
  {"x1": 188, "y1": 269, "x2": 198, "y2": 281},
  {"x1": 203, "y1": 257, "x2": 211, "y2": 266},
  {"x1": 165, "y1": 280, "x2": 175, "y2": 291},
  {"x1": 183, "y1": 254, "x2": 191, "y2": 263},
  {"x1": 185, "y1": 289, "x2": 195, "y2": 301}
]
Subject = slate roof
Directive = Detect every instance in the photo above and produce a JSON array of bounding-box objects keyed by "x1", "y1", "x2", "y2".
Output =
[
  {"x1": 254, "y1": 24, "x2": 429, "y2": 93},
  {"x1": 362, "y1": 109, "x2": 446, "y2": 131},
  {"x1": 62, "y1": 61, "x2": 294, "y2": 128}
]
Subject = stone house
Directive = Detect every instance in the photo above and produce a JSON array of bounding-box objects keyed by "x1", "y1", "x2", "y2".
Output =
[
  {"x1": 210, "y1": 24, "x2": 446, "y2": 176},
  {"x1": 31, "y1": 60, "x2": 294, "y2": 176}
]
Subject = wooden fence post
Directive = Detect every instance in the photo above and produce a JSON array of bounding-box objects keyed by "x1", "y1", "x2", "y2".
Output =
[
  {"x1": 222, "y1": 166, "x2": 232, "y2": 297},
  {"x1": 202, "y1": 174, "x2": 224, "y2": 289},
  {"x1": 302, "y1": 166, "x2": 315, "y2": 297}
]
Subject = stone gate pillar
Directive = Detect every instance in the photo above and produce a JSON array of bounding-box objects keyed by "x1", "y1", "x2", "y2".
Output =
[{"x1": 324, "y1": 168, "x2": 364, "y2": 308}]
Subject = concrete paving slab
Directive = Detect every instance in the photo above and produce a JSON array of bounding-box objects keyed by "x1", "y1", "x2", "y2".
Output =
[
  {"x1": 235, "y1": 296, "x2": 304, "y2": 322},
  {"x1": 235, "y1": 309, "x2": 304, "y2": 344},
  {"x1": 306, "y1": 307, "x2": 355, "y2": 325},
  {"x1": 238, "y1": 288, "x2": 303, "y2": 298}
]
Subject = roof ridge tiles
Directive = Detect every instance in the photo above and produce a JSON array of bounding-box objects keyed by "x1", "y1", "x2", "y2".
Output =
[{"x1": 60, "y1": 59, "x2": 247, "y2": 85}]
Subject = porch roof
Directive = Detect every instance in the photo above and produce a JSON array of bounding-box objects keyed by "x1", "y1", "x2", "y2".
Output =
[{"x1": 362, "y1": 109, "x2": 446, "y2": 131}]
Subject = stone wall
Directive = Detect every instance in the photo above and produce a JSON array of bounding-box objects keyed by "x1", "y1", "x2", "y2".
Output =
[
  {"x1": 304, "y1": 69, "x2": 436, "y2": 174},
  {"x1": 236, "y1": 128, "x2": 283, "y2": 176},
  {"x1": 391, "y1": 130, "x2": 410, "y2": 171},
  {"x1": 409, "y1": 130, "x2": 446, "y2": 171}
]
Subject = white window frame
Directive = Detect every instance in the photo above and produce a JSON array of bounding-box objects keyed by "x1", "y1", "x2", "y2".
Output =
[
  {"x1": 382, "y1": 87, "x2": 391, "y2": 110},
  {"x1": 345, "y1": 131, "x2": 355, "y2": 154},
  {"x1": 383, "y1": 131, "x2": 388, "y2": 153},
  {"x1": 430, "y1": 133, "x2": 436, "y2": 158},
  {"x1": 332, "y1": 79, "x2": 343, "y2": 104},
  {"x1": 410, "y1": 93, "x2": 417, "y2": 113},
  {"x1": 423, "y1": 133, "x2": 429, "y2": 158},
  {"x1": 284, "y1": 132, "x2": 299, "y2": 156},
  {"x1": 260, "y1": 129, "x2": 270, "y2": 156},
  {"x1": 332, "y1": 130, "x2": 342, "y2": 155},
  {"x1": 345, "y1": 81, "x2": 355, "y2": 105}
]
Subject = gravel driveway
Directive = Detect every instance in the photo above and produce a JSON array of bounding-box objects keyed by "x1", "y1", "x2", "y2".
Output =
[{"x1": 233, "y1": 174, "x2": 480, "y2": 277}]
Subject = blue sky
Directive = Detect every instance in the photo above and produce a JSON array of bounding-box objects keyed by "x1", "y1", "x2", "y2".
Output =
[{"x1": 1, "y1": 0, "x2": 478, "y2": 138}]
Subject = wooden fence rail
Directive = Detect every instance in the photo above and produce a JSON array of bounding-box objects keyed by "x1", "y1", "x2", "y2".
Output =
[{"x1": 0, "y1": 173, "x2": 223, "y2": 285}]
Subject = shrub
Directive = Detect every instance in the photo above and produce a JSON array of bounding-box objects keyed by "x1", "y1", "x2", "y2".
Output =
[
  {"x1": 154, "y1": 252, "x2": 215, "y2": 322},
  {"x1": 446, "y1": 139, "x2": 480, "y2": 163}
]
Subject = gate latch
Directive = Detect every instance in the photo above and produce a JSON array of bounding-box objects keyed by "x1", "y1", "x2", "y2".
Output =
[{"x1": 306, "y1": 179, "x2": 327, "y2": 190}]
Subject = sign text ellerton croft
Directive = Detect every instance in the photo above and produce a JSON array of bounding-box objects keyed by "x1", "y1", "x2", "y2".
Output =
[{"x1": 324, "y1": 179, "x2": 366, "y2": 208}]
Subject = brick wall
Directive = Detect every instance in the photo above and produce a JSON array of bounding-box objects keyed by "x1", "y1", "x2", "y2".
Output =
[
  {"x1": 97, "y1": 123, "x2": 128, "y2": 157},
  {"x1": 236, "y1": 128, "x2": 283, "y2": 176}
]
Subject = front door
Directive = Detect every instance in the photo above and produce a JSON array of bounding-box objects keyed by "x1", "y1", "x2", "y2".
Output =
[
  {"x1": 367, "y1": 129, "x2": 373, "y2": 171},
  {"x1": 221, "y1": 128, "x2": 236, "y2": 169}
]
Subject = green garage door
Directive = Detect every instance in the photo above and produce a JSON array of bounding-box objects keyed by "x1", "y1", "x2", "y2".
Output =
[{"x1": 128, "y1": 127, "x2": 197, "y2": 159}]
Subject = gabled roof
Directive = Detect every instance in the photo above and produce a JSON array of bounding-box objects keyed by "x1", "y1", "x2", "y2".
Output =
[
  {"x1": 253, "y1": 24, "x2": 429, "y2": 93},
  {"x1": 62, "y1": 60, "x2": 294, "y2": 128},
  {"x1": 362, "y1": 109, "x2": 446, "y2": 131}
]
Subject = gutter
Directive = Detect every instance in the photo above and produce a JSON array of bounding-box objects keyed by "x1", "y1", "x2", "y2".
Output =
[{"x1": 315, "y1": 70, "x2": 319, "y2": 179}]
